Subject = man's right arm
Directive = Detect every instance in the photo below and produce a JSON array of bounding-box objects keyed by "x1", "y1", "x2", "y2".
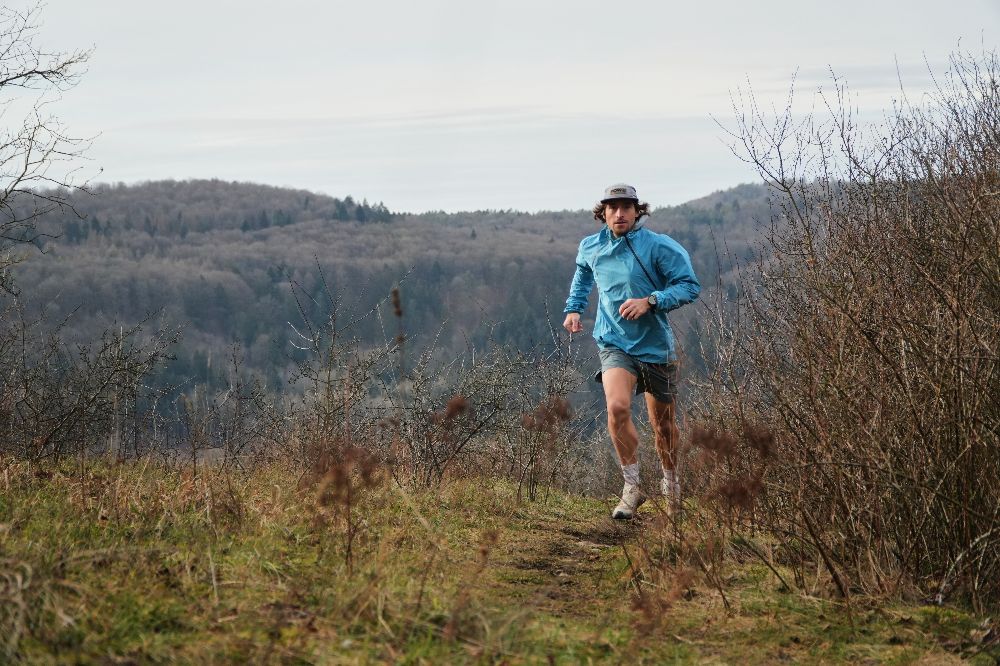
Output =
[{"x1": 563, "y1": 246, "x2": 594, "y2": 333}]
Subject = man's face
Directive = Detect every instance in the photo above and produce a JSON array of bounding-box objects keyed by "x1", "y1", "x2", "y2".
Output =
[{"x1": 604, "y1": 200, "x2": 637, "y2": 237}]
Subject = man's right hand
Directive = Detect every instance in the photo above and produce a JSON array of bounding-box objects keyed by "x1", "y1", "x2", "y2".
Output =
[{"x1": 563, "y1": 312, "x2": 583, "y2": 334}]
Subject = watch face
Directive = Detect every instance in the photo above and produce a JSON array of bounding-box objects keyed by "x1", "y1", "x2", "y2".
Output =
[{"x1": 648, "y1": 295, "x2": 657, "y2": 306}]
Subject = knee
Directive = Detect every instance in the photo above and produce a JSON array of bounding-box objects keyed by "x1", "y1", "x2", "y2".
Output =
[{"x1": 607, "y1": 400, "x2": 631, "y2": 426}]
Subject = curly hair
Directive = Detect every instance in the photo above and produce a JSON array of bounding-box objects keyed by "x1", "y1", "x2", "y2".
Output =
[{"x1": 592, "y1": 200, "x2": 650, "y2": 224}]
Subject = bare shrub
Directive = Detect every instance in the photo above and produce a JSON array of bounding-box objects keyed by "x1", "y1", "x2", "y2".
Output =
[
  {"x1": 518, "y1": 394, "x2": 572, "y2": 500},
  {"x1": 344, "y1": 334, "x2": 588, "y2": 492},
  {"x1": 288, "y1": 275, "x2": 594, "y2": 494},
  {"x1": 169, "y1": 345, "x2": 288, "y2": 471},
  {"x1": 0, "y1": 302, "x2": 177, "y2": 462},
  {"x1": 700, "y1": 50, "x2": 1000, "y2": 610}
]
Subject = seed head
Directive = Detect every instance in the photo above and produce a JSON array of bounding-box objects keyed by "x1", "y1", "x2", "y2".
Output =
[
  {"x1": 692, "y1": 424, "x2": 737, "y2": 458},
  {"x1": 391, "y1": 287, "x2": 402, "y2": 318},
  {"x1": 444, "y1": 395, "x2": 470, "y2": 420},
  {"x1": 744, "y1": 422, "x2": 774, "y2": 458}
]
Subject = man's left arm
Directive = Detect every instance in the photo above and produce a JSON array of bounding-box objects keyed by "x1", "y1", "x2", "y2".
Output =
[{"x1": 649, "y1": 238, "x2": 701, "y2": 312}]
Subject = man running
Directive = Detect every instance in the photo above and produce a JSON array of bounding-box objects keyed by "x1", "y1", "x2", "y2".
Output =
[{"x1": 563, "y1": 184, "x2": 700, "y2": 519}]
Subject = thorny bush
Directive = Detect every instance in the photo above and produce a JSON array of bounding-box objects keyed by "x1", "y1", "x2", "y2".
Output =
[
  {"x1": 0, "y1": 297, "x2": 177, "y2": 462},
  {"x1": 694, "y1": 49, "x2": 1000, "y2": 611},
  {"x1": 288, "y1": 277, "x2": 598, "y2": 494}
]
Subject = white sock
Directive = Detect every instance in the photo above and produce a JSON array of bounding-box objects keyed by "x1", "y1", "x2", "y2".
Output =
[
  {"x1": 622, "y1": 463, "x2": 640, "y2": 486},
  {"x1": 663, "y1": 469, "x2": 680, "y2": 493}
]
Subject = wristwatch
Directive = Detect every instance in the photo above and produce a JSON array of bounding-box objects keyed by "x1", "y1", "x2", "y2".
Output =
[{"x1": 647, "y1": 293, "x2": 658, "y2": 309}]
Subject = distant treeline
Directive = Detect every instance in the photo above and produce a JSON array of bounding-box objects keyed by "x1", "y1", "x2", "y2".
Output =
[
  {"x1": 17, "y1": 179, "x2": 769, "y2": 392},
  {"x1": 52, "y1": 180, "x2": 393, "y2": 242}
]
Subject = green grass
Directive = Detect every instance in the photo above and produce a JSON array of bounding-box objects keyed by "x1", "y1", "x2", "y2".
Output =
[{"x1": 0, "y1": 459, "x2": 996, "y2": 664}]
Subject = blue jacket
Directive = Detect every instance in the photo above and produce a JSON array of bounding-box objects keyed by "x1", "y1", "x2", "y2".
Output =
[{"x1": 564, "y1": 224, "x2": 700, "y2": 363}]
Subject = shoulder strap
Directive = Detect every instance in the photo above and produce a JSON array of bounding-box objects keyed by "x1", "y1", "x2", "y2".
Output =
[{"x1": 623, "y1": 235, "x2": 658, "y2": 288}]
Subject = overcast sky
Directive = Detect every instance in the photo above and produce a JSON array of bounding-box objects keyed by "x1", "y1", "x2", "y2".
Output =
[{"x1": 29, "y1": 0, "x2": 1000, "y2": 212}]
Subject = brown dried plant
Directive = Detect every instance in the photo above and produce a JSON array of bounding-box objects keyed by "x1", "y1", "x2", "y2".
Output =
[
  {"x1": 313, "y1": 445, "x2": 384, "y2": 573},
  {"x1": 694, "y1": 49, "x2": 1000, "y2": 609}
]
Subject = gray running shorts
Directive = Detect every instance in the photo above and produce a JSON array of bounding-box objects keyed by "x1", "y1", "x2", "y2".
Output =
[{"x1": 595, "y1": 347, "x2": 677, "y2": 403}]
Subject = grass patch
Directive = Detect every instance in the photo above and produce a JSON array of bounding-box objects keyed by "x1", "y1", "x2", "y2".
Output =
[{"x1": 0, "y1": 459, "x2": 996, "y2": 663}]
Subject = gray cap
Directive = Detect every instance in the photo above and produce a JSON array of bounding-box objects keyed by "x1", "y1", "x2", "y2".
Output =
[{"x1": 600, "y1": 183, "x2": 638, "y2": 203}]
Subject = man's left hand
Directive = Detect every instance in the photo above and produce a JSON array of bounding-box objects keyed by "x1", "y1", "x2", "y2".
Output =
[{"x1": 619, "y1": 298, "x2": 652, "y2": 321}]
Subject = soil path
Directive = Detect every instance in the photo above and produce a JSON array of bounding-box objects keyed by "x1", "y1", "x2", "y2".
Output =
[{"x1": 491, "y1": 507, "x2": 638, "y2": 619}]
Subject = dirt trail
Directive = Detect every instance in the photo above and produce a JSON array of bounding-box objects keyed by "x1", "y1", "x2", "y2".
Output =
[{"x1": 493, "y1": 510, "x2": 636, "y2": 619}]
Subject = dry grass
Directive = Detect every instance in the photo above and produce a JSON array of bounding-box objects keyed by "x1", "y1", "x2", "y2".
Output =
[{"x1": 2, "y1": 456, "x2": 996, "y2": 663}]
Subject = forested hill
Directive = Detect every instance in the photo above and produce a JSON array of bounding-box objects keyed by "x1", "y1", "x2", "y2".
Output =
[{"x1": 18, "y1": 179, "x2": 769, "y2": 391}]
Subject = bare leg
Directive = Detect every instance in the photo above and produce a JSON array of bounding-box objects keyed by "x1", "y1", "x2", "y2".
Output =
[
  {"x1": 644, "y1": 393, "x2": 678, "y2": 471},
  {"x1": 601, "y1": 368, "x2": 639, "y2": 465}
]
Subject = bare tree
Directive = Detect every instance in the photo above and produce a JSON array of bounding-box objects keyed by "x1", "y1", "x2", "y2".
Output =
[
  {"x1": 0, "y1": 2, "x2": 93, "y2": 289},
  {"x1": 0, "y1": 5, "x2": 183, "y2": 465}
]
